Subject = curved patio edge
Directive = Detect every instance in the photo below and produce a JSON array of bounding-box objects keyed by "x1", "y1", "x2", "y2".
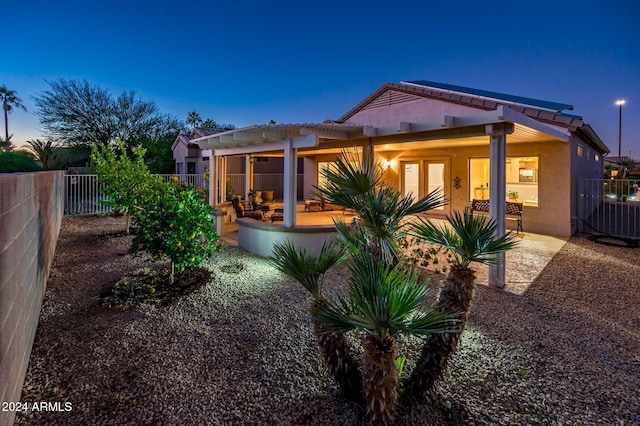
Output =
[{"x1": 236, "y1": 218, "x2": 338, "y2": 257}]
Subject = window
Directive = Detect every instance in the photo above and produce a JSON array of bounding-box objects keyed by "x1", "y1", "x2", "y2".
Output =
[
  {"x1": 202, "y1": 156, "x2": 210, "y2": 161},
  {"x1": 469, "y1": 157, "x2": 539, "y2": 206},
  {"x1": 317, "y1": 162, "x2": 338, "y2": 192},
  {"x1": 577, "y1": 144, "x2": 584, "y2": 157}
]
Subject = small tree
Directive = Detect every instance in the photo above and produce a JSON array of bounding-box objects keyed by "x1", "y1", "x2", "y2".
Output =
[
  {"x1": 130, "y1": 181, "x2": 220, "y2": 283},
  {"x1": 91, "y1": 140, "x2": 161, "y2": 234}
]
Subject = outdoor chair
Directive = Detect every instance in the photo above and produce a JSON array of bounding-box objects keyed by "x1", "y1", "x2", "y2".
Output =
[{"x1": 231, "y1": 196, "x2": 264, "y2": 221}]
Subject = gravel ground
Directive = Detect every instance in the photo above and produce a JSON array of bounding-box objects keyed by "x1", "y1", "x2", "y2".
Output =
[{"x1": 14, "y1": 215, "x2": 640, "y2": 425}]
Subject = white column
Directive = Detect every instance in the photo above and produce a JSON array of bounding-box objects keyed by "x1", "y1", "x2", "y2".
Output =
[
  {"x1": 244, "y1": 155, "x2": 253, "y2": 199},
  {"x1": 209, "y1": 155, "x2": 216, "y2": 206},
  {"x1": 486, "y1": 123, "x2": 514, "y2": 289},
  {"x1": 283, "y1": 139, "x2": 298, "y2": 227},
  {"x1": 220, "y1": 157, "x2": 227, "y2": 201}
]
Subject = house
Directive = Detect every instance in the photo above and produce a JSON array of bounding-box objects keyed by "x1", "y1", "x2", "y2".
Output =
[
  {"x1": 194, "y1": 80, "x2": 610, "y2": 287},
  {"x1": 172, "y1": 127, "x2": 223, "y2": 175}
]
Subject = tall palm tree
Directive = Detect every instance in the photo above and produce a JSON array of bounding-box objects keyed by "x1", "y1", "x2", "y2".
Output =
[
  {"x1": 403, "y1": 209, "x2": 518, "y2": 401},
  {"x1": 186, "y1": 111, "x2": 202, "y2": 129},
  {"x1": 1, "y1": 85, "x2": 27, "y2": 141},
  {"x1": 24, "y1": 139, "x2": 63, "y2": 169}
]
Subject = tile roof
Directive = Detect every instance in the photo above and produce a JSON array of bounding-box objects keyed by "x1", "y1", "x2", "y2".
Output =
[{"x1": 404, "y1": 80, "x2": 576, "y2": 114}]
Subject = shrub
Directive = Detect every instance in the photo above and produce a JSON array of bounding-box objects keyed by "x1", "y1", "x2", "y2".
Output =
[
  {"x1": 130, "y1": 181, "x2": 220, "y2": 283},
  {"x1": 0, "y1": 151, "x2": 42, "y2": 172}
]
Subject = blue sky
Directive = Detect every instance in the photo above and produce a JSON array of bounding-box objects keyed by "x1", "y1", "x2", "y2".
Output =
[{"x1": 4, "y1": 0, "x2": 639, "y2": 157}]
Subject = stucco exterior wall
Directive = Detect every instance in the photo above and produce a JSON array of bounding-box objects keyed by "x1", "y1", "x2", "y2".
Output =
[
  {"x1": 379, "y1": 141, "x2": 573, "y2": 236},
  {"x1": 347, "y1": 97, "x2": 484, "y2": 126},
  {"x1": 569, "y1": 134, "x2": 606, "y2": 234},
  {"x1": 0, "y1": 171, "x2": 64, "y2": 426}
]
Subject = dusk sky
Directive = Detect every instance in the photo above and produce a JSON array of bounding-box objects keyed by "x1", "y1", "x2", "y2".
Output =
[{"x1": 4, "y1": 0, "x2": 639, "y2": 158}]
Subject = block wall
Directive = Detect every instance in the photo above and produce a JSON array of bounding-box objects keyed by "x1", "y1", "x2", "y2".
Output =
[{"x1": 0, "y1": 171, "x2": 64, "y2": 426}]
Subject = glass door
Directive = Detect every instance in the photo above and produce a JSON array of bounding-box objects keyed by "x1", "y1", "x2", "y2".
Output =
[
  {"x1": 401, "y1": 159, "x2": 450, "y2": 215},
  {"x1": 426, "y1": 161, "x2": 446, "y2": 212}
]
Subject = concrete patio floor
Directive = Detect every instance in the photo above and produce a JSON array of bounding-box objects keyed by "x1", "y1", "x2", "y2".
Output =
[{"x1": 218, "y1": 203, "x2": 567, "y2": 295}]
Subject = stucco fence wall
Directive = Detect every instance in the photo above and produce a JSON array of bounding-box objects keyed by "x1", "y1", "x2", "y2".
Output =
[{"x1": 0, "y1": 171, "x2": 65, "y2": 426}]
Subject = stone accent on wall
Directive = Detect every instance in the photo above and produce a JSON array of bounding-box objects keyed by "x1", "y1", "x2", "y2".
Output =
[{"x1": 0, "y1": 171, "x2": 64, "y2": 426}]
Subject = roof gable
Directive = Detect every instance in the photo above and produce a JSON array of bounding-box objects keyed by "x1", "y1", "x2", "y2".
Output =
[{"x1": 339, "y1": 82, "x2": 584, "y2": 130}]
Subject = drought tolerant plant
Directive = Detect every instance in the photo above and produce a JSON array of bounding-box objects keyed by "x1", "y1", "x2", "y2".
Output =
[
  {"x1": 129, "y1": 180, "x2": 220, "y2": 284},
  {"x1": 92, "y1": 140, "x2": 162, "y2": 234},
  {"x1": 270, "y1": 240, "x2": 363, "y2": 402},
  {"x1": 271, "y1": 149, "x2": 459, "y2": 424},
  {"x1": 403, "y1": 208, "x2": 518, "y2": 401},
  {"x1": 24, "y1": 139, "x2": 63, "y2": 170}
]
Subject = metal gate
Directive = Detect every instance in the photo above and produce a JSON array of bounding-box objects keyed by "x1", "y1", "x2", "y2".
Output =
[{"x1": 579, "y1": 179, "x2": 640, "y2": 239}]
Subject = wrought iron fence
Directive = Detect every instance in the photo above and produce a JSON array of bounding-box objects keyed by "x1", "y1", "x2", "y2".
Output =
[
  {"x1": 64, "y1": 173, "x2": 303, "y2": 215},
  {"x1": 579, "y1": 179, "x2": 639, "y2": 238}
]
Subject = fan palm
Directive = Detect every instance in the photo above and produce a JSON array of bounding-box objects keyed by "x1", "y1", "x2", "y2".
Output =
[
  {"x1": 186, "y1": 111, "x2": 202, "y2": 129},
  {"x1": 270, "y1": 240, "x2": 364, "y2": 402},
  {"x1": 272, "y1": 150, "x2": 459, "y2": 424},
  {"x1": 403, "y1": 208, "x2": 518, "y2": 401},
  {"x1": 316, "y1": 149, "x2": 445, "y2": 265},
  {"x1": 313, "y1": 251, "x2": 459, "y2": 424},
  {"x1": 1, "y1": 85, "x2": 27, "y2": 142}
]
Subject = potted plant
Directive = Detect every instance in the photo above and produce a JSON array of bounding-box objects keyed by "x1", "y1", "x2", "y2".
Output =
[{"x1": 507, "y1": 190, "x2": 519, "y2": 201}]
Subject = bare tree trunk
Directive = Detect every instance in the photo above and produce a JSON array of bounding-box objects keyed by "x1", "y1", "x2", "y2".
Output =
[{"x1": 403, "y1": 266, "x2": 476, "y2": 402}]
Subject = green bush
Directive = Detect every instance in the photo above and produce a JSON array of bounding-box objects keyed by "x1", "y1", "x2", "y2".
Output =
[
  {"x1": 130, "y1": 181, "x2": 220, "y2": 283},
  {"x1": 0, "y1": 151, "x2": 42, "y2": 172}
]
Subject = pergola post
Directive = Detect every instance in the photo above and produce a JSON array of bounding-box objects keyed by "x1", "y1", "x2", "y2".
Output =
[
  {"x1": 486, "y1": 123, "x2": 514, "y2": 289},
  {"x1": 245, "y1": 155, "x2": 253, "y2": 200},
  {"x1": 283, "y1": 139, "x2": 298, "y2": 227},
  {"x1": 209, "y1": 155, "x2": 217, "y2": 206}
]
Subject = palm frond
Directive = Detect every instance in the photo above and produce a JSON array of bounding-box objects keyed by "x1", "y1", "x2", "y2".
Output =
[
  {"x1": 410, "y1": 208, "x2": 519, "y2": 268},
  {"x1": 313, "y1": 251, "x2": 456, "y2": 341},
  {"x1": 270, "y1": 239, "x2": 347, "y2": 299}
]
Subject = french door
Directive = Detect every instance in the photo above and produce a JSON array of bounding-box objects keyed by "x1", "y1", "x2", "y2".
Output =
[{"x1": 401, "y1": 158, "x2": 450, "y2": 215}]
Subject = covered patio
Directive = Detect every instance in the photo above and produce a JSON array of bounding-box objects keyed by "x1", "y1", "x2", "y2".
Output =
[
  {"x1": 194, "y1": 105, "x2": 570, "y2": 288},
  {"x1": 218, "y1": 201, "x2": 567, "y2": 295}
]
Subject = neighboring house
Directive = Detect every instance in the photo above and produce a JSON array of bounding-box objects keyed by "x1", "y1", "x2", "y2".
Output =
[
  {"x1": 603, "y1": 156, "x2": 639, "y2": 178},
  {"x1": 172, "y1": 127, "x2": 224, "y2": 175}
]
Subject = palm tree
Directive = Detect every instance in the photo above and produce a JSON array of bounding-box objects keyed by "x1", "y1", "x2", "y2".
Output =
[
  {"x1": 186, "y1": 111, "x2": 202, "y2": 129},
  {"x1": 271, "y1": 149, "x2": 458, "y2": 424},
  {"x1": 403, "y1": 209, "x2": 518, "y2": 401},
  {"x1": 270, "y1": 240, "x2": 364, "y2": 403},
  {"x1": 202, "y1": 118, "x2": 217, "y2": 128},
  {"x1": 24, "y1": 139, "x2": 63, "y2": 169},
  {"x1": 1, "y1": 85, "x2": 27, "y2": 141},
  {"x1": 313, "y1": 251, "x2": 459, "y2": 424}
]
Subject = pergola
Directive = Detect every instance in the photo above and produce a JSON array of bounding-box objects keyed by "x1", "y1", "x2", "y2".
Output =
[{"x1": 193, "y1": 105, "x2": 568, "y2": 287}]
